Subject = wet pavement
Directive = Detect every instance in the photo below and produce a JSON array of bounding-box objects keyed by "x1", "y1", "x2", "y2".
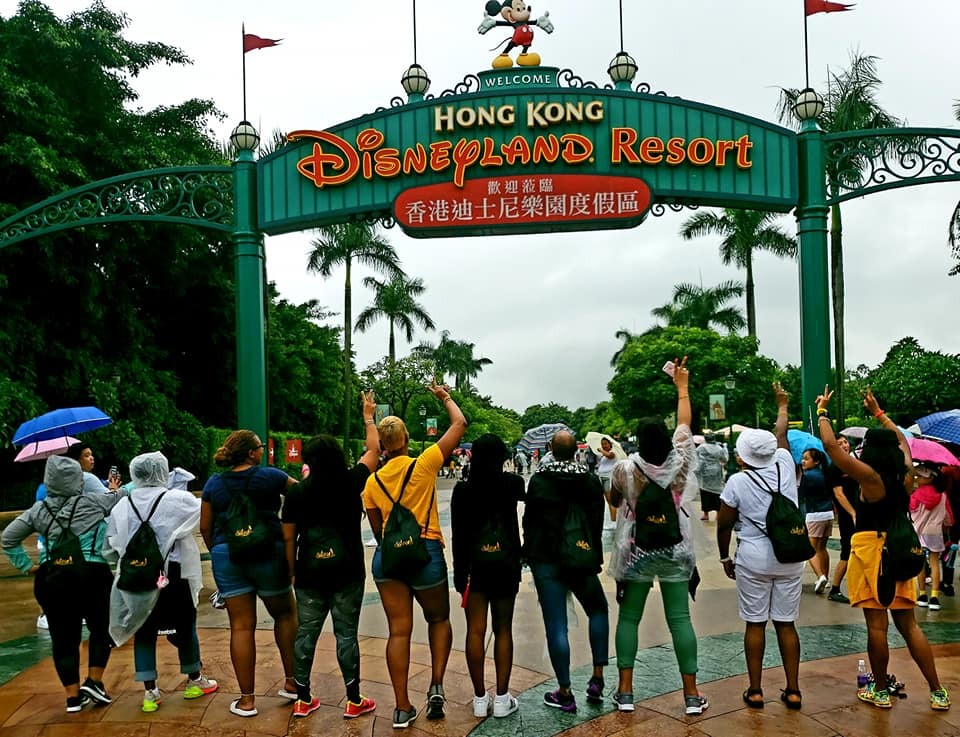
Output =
[{"x1": 0, "y1": 476, "x2": 956, "y2": 736}]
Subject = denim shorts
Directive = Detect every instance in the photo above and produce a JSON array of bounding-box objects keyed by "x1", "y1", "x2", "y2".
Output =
[
  {"x1": 371, "y1": 538, "x2": 448, "y2": 590},
  {"x1": 210, "y1": 541, "x2": 291, "y2": 599}
]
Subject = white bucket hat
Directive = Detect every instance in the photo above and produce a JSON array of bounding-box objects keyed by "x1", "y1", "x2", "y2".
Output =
[{"x1": 735, "y1": 429, "x2": 777, "y2": 469}]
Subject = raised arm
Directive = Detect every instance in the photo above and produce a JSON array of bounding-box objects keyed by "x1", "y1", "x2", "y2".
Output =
[
  {"x1": 773, "y1": 381, "x2": 789, "y2": 450},
  {"x1": 674, "y1": 356, "x2": 691, "y2": 427},
  {"x1": 816, "y1": 385, "x2": 885, "y2": 501},
  {"x1": 430, "y1": 380, "x2": 467, "y2": 459},
  {"x1": 358, "y1": 389, "x2": 381, "y2": 473}
]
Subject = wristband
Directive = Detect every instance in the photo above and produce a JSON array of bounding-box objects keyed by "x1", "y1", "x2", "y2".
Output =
[
  {"x1": 365, "y1": 419, "x2": 376, "y2": 425},
  {"x1": 719, "y1": 556, "x2": 732, "y2": 564},
  {"x1": 874, "y1": 410, "x2": 886, "y2": 419},
  {"x1": 816, "y1": 407, "x2": 828, "y2": 416}
]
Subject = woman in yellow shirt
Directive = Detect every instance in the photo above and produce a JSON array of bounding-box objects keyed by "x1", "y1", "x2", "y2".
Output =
[{"x1": 363, "y1": 381, "x2": 466, "y2": 729}]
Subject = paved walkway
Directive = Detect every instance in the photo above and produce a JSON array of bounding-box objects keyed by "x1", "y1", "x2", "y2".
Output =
[{"x1": 0, "y1": 477, "x2": 957, "y2": 736}]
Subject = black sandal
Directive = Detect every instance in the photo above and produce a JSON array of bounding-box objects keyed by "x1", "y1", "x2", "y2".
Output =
[
  {"x1": 742, "y1": 688, "x2": 764, "y2": 709},
  {"x1": 780, "y1": 688, "x2": 802, "y2": 710}
]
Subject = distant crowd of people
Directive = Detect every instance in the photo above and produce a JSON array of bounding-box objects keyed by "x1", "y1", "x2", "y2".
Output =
[{"x1": 2, "y1": 361, "x2": 956, "y2": 724}]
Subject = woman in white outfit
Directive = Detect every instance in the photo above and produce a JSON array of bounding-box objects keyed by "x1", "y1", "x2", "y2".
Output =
[{"x1": 105, "y1": 451, "x2": 218, "y2": 713}]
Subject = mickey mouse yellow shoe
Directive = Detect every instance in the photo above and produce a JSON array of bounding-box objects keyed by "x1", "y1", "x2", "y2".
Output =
[
  {"x1": 492, "y1": 53, "x2": 513, "y2": 69},
  {"x1": 517, "y1": 52, "x2": 541, "y2": 66}
]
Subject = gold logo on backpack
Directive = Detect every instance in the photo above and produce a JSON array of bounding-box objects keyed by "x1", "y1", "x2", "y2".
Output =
[
  {"x1": 575, "y1": 539, "x2": 592, "y2": 551},
  {"x1": 315, "y1": 548, "x2": 336, "y2": 560},
  {"x1": 53, "y1": 556, "x2": 73, "y2": 566},
  {"x1": 128, "y1": 559, "x2": 148, "y2": 568},
  {"x1": 394, "y1": 536, "x2": 414, "y2": 549},
  {"x1": 480, "y1": 541, "x2": 501, "y2": 554},
  {"x1": 645, "y1": 514, "x2": 667, "y2": 525},
  {"x1": 790, "y1": 526, "x2": 805, "y2": 535},
  {"x1": 234, "y1": 526, "x2": 253, "y2": 538}
]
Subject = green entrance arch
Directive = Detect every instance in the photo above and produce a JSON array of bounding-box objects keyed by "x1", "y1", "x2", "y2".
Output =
[{"x1": 2, "y1": 64, "x2": 959, "y2": 443}]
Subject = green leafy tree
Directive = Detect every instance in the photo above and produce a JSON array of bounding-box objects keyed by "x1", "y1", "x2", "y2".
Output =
[
  {"x1": 866, "y1": 337, "x2": 960, "y2": 424},
  {"x1": 520, "y1": 402, "x2": 575, "y2": 431},
  {"x1": 608, "y1": 326, "x2": 782, "y2": 430},
  {"x1": 0, "y1": 3, "x2": 236, "y2": 506},
  {"x1": 778, "y1": 52, "x2": 901, "y2": 420},
  {"x1": 680, "y1": 209, "x2": 797, "y2": 338},
  {"x1": 266, "y1": 289, "x2": 345, "y2": 435},
  {"x1": 307, "y1": 223, "x2": 403, "y2": 447},
  {"x1": 360, "y1": 353, "x2": 435, "y2": 422},
  {"x1": 355, "y1": 274, "x2": 435, "y2": 364},
  {"x1": 651, "y1": 281, "x2": 747, "y2": 334},
  {"x1": 575, "y1": 401, "x2": 632, "y2": 439}
]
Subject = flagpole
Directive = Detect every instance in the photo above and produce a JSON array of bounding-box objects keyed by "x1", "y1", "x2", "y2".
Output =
[
  {"x1": 802, "y1": 1, "x2": 810, "y2": 88},
  {"x1": 241, "y1": 23, "x2": 248, "y2": 120}
]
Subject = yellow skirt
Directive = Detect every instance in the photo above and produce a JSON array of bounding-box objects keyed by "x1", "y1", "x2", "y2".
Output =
[{"x1": 848, "y1": 531, "x2": 917, "y2": 610}]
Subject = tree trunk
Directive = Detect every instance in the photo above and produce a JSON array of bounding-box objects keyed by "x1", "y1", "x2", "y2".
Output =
[
  {"x1": 388, "y1": 320, "x2": 396, "y2": 365},
  {"x1": 343, "y1": 258, "x2": 353, "y2": 452},
  {"x1": 830, "y1": 203, "x2": 845, "y2": 423},
  {"x1": 745, "y1": 253, "x2": 756, "y2": 338}
]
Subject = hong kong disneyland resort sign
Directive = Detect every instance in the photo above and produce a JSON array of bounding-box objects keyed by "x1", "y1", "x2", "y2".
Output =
[{"x1": 258, "y1": 68, "x2": 797, "y2": 238}]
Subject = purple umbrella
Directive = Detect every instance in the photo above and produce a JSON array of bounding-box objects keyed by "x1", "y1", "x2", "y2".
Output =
[{"x1": 907, "y1": 438, "x2": 960, "y2": 467}]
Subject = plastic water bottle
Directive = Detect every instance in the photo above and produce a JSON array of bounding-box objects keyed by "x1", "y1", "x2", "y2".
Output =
[
  {"x1": 945, "y1": 543, "x2": 958, "y2": 570},
  {"x1": 857, "y1": 659, "x2": 869, "y2": 689}
]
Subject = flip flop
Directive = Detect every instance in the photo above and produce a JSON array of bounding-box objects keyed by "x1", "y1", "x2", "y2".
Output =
[{"x1": 229, "y1": 698, "x2": 258, "y2": 717}]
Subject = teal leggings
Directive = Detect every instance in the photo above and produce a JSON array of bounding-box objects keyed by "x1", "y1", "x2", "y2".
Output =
[{"x1": 615, "y1": 579, "x2": 698, "y2": 674}]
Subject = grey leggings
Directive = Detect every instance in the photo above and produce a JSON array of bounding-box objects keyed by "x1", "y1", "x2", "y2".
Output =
[{"x1": 293, "y1": 581, "x2": 363, "y2": 689}]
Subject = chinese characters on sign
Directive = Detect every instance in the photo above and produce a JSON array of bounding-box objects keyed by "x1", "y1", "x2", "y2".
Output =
[{"x1": 394, "y1": 174, "x2": 652, "y2": 232}]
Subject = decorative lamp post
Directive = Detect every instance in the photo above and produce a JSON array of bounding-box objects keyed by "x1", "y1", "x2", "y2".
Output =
[
  {"x1": 419, "y1": 403, "x2": 427, "y2": 453},
  {"x1": 230, "y1": 120, "x2": 260, "y2": 153},
  {"x1": 231, "y1": 120, "x2": 268, "y2": 457},
  {"x1": 401, "y1": 63, "x2": 431, "y2": 102},
  {"x1": 607, "y1": 51, "x2": 638, "y2": 90},
  {"x1": 792, "y1": 88, "x2": 824, "y2": 122},
  {"x1": 724, "y1": 374, "x2": 737, "y2": 475}
]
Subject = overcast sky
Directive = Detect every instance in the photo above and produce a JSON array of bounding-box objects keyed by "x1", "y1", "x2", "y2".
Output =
[{"x1": 7, "y1": 1, "x2": 959, "y2": 413}]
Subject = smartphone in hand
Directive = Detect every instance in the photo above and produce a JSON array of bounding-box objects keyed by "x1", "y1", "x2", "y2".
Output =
[{"x1": 662, "y1": 360, "x2": 676, "y2": 378}]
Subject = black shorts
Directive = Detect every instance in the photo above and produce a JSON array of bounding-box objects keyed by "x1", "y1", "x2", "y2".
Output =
[{"x1": 700, "y1": 490, "x2": 721, "y2": 513}]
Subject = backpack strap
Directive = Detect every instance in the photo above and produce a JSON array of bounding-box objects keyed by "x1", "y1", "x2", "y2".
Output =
[
  {"x1": 740, "y1": 466, "x2": 783, "y2": 537},
  {"x1": 42, "y1": 496, "x2": 81, "y2": 542},
  {"x1": 374, "y1": 462, "x2": 434, "y2": 534}
]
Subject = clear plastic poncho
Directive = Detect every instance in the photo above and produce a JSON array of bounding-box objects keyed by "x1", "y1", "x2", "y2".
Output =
[{"x1": 607, "y1": 424, "x2": 699, "y2": 583}]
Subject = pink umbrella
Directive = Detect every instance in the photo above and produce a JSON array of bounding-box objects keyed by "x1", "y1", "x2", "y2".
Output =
[
  {"x1": 14, "y1": 436, "x2": 80, "y2": 463},
  {"x1": 907, "y1": 437, "x2": 960, "y2": 467}
]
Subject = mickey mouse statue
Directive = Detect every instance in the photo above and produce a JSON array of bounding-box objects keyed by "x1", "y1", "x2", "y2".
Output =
[{"x1": 478, "y1": 0, "x2": 555, "y2": 69}]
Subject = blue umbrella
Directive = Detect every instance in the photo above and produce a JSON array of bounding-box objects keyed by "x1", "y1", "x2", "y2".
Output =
[
  {"x1": 13, "y1": 406, "x2": 113, "y2": 445},
  {"x1": 517, "y1": 423, "x2": 572, "y2": 454},
  {"x1": 787, "y1": 428, "x2": 826, "y2": 465},
  {"x1": 916, "y1": 409, "x2": 960, "y2": 445}
]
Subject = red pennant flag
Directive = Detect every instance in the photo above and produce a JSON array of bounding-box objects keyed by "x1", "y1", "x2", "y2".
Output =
[
  {"x1": 805, "y1": 0, "x2": 854, "y2": 15},
  {"x1": 243, "y1": 33, "x2": 282, "y2": 53}
]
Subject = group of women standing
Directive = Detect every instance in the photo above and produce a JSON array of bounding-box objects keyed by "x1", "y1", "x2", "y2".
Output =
[{"x1": 2, "y1": 449, "x2": 217, "y2": 714}]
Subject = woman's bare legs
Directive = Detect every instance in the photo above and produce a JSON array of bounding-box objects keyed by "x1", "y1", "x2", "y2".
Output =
[{"x1": 377, "y1": 580, "x2": 415, "y2": 711}]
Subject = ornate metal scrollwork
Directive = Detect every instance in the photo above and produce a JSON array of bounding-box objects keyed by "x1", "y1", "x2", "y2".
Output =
[
  {"x1": 650, "y1": 201, "x2": 699, "y2": 217},
  {"x1": 824, "y1": 128, "x2": 960, "y2": 205},
  {"x1": 633, "y1": 81, "x2": 669, "y2": 97},
  {"x1": 430, "y1": 74, "x2": 483, "y2": 99},
  {"x1": 556, "y1": 68, "x2": 600, "y2": 89},
  {"x1": 375, "y1": 96, "x2": 407, "y2": 112},
  {"x1": 0, "y1": 166, "x2": 234, "y2": 247}
]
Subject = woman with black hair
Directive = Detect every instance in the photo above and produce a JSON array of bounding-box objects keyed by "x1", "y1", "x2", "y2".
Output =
[
  {"x1": 281, "y1": 391, "x2": 380, "y2": 720},
  {"x1": 817, "y1": 387, "x2": 950, "y2": 711},
  {"x1": 450, "y1": 433, "x2": 525, "y2": 719},
  {"x1": 799, "y1": 447, "x2": 833, "y2": 594},
  {"x1": 608, "y1": 357, "x2": 708, "y2": 716}
]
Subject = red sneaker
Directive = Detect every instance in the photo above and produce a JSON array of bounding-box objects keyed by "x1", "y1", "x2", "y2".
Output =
[
  {"x1": 343, "y1": 695, "x2": 376, "y2": 719},
  {"x1": 293, "y1": 697, "x2": 321, "y2": 718}
]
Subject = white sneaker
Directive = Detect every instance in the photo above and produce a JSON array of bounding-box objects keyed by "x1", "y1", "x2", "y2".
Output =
[
  {"x1": 37, "y1": 614, "x2": 48, "y2": 630},
  {"x1": 473, "y1": 692, "x2": 490, "y2": 717},
  {"x1": 814, "y1": 575, "x2": 829, "y2": 594},
  {"x1": 493, "y1": 693, "x2": 519, "y2": 717}
]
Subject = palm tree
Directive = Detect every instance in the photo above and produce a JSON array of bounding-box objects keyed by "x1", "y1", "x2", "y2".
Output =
[
  {"x1": 680, "y1": 209, "x2": 796, "y2": 338},
  {"x1": 651, "y1": 281, "x2": 746, "y2": 333},
  {"x1": 354, "y1": 274, "x2": 436, "y2": 364},
  {"x1": 307, "y1": 223, "x2": 403, "y2": 447},
  {"x1": 419, "y1": 330, "x2": 493, "y2": 390},
  {"x1": 610, "y1": 328, "x2": 637, "y2": 367},
  {"x1": 778, "y1": 52, "x2": 901, "y2": 418}
]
